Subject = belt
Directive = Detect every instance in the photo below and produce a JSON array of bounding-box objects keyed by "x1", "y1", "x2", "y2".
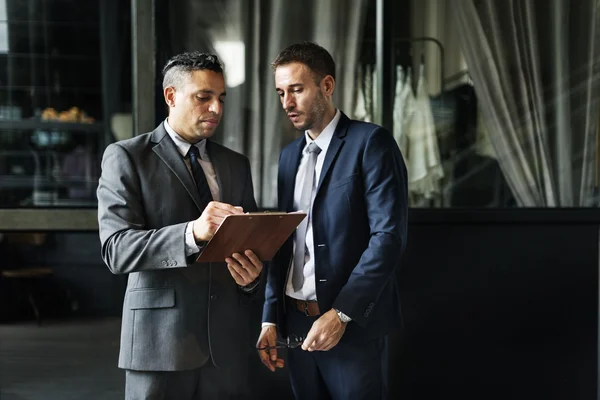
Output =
[{"x1": 286, "y1": 296, "x2": 321, "y2": 317}]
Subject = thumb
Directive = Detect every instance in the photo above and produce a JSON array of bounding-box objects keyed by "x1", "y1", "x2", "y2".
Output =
[{"x1": 268, "y1": 334, "x2": 278, "y2": 361}]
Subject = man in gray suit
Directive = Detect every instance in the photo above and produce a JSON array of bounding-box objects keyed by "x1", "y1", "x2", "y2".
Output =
[{"x1": 97, "y1": 52, "x2": 263, "y2": 399}]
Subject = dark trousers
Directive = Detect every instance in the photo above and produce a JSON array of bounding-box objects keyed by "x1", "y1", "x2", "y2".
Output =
[{"x1": 285, "y1": 301, "x2": 389, "y2": 400}]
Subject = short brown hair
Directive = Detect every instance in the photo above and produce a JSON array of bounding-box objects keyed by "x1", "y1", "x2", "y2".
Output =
[{"x1": 271, "y1": 41, "x2": 336, "y2": 82}]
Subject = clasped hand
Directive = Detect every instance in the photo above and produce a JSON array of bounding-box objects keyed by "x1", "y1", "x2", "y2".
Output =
[
  {"x1": 301, "y1": 309, "x2": 347, "y2": 352},
  {"x1": 257, "y1": 309, "x2": 348, "y2": 372}
]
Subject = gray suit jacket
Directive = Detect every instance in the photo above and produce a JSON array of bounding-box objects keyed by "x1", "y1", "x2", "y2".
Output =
[{"x1": 97, "y1": 123, "x2": 259, "y2": 372}]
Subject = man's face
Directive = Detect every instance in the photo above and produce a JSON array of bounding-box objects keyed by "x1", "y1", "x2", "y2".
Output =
[
  {"x1": 165, "y1": 70, "x2": 226, "y2": 143},
  {"x1": 274, "y1": 62, "x2": 328, "y2": 132}
]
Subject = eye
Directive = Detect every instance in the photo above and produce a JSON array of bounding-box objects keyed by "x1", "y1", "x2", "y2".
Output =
[{"x1": 197, "y1": 96, "x2": 209, "y2": 102}]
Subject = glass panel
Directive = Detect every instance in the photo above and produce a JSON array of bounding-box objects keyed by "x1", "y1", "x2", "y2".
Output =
[
  {"x1": 389, "y1": 0, "x2": 600, "y2": 208},
  {"x1": 156, "y1": 0, "x2": 374, "y2": 208},
  {"x1": 0, "y1": 0, "x2": 132, "y2": 210}
]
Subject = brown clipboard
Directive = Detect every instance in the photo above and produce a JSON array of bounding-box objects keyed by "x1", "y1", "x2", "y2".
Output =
[{"x1": 195, "y1": 211, "x2": 307, "y2": 262}]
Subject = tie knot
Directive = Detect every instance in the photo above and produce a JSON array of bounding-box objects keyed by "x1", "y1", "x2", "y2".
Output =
[
  {"x1": 187, "y1": 145, "x2": 201, "y2": 161},
  {"x1": 306, "y1": 142, "x2": 321, "y2": 155}
]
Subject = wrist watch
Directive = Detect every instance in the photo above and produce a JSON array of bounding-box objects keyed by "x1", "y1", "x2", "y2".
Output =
[{"x1": 334, "y1": 308, "x2": 352, "y2": 323}]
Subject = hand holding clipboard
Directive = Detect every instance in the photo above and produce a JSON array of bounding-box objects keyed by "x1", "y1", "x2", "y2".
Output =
[{"x1": 195, "y1": 211, "x2": 307, "y2": 263}]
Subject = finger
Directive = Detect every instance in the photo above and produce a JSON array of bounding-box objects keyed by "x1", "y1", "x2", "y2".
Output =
[
  {"x1": 275, "y1": 358, "x2": 285, "y2": 368},
  {"x1": 203, "y1": 215, "x2": 225, "y2": 232},
  {"x1": 319, "y1": 334, "x2": 337, "y2": 350},
  {"x1": 308, "y1": 334, "x2": 328, "y2": 351},
  {"x1": 227, "y1": 260, "x2": 252, "y2": 284},
  {"x1": 229, "y1": 254, "x2": 257, "y2": 280},
  {"x1": 226, "y1": 264, "x2": 246, "y2": 286},
  {"x1": 205, "y1": 208, "x2": 235, "y2": 220},
  {"x1": 319, "y1": 337, "x2": 338, "y2": 351},
  {"x1": 205, "y1": 219, "x2": 221, "y2": 232},
  {"x1": 244, "y1": 250, "x2": 262, "y2": 269},
  {"x1": 322, "y1": 340, "x2": 340, "y2": 351},
  {"x1": 201, "y1": 204, "x2": 233, "y2": 220},
  {"x1": 301, "y1": 331, "x2": 317, "y2": 351},
  {"x1": 268, "y1": 346, "x2": 278, "y2": 363},
  {"x1": 231, "y1": 253, "x2": 260, "y2": 278},
  {"x1": 257, "y1": 336, "x2": 277, "y2": 372},
  {"x1": 211, "y1": 202, "x2": 244, "y2": 214},
  {"x1": 258, "y1": 348, "x2": 275, "y2": 372},
  {"x1": 259, "y1": 350, "x2": 275, "y2": 372}
]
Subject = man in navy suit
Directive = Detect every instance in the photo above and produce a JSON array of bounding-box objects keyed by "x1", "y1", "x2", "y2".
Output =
[{"x1": 256, "y1": 41, "x2": 408, "y2": 399}]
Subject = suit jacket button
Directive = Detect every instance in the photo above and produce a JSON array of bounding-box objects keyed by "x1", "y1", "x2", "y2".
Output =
[
  {"x1": 172, "y1": 260, "x2": 177, "y2": 266},
  {"x1": 162, "y1": 261, "x2": 168, "y2": 266},
  {"x1": 211, "y1": 294, "x2": 218, "y2": 301}
]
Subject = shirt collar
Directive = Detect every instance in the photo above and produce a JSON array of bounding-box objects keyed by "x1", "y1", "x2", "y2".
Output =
[
  {"x1": 164, "y1": 118, "x2": 207, "y2": 159},
  {"x1": 303, "y1": 109, "x2": 341, "y2": 155}
]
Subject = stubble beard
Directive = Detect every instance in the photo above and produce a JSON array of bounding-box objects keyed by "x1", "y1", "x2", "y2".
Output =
[{"x1": 296, "y1": 90, "x2": 327, "y2": 132}]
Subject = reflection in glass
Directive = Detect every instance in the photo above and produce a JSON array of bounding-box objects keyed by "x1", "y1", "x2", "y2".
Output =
[{"x1": 160, "y1": 0, "x2": 370, "y2": 208}]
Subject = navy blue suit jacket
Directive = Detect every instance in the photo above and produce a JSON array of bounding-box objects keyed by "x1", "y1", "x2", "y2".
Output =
[{"x1": 263, "y1": 112, "x2": 408, "y2": 341}]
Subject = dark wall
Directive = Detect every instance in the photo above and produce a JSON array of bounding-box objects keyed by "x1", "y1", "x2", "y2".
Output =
[
  {"x1": 393, "y1": 211, "x2": 598, "y2": 399},
  {"x1": 1, "y1": 210, "x2": 598, "y2": 398}
]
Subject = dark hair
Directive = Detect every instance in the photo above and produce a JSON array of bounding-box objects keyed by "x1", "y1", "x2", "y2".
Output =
[
  {"x1": 271, "y1": 41, "x2": 336, "y2": 82},
  {"x1": 162, "y1": 51, "x2": 223, "y2": 90}
]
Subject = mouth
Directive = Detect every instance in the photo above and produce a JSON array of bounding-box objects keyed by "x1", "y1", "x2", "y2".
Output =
[
  {"x1": 202, "y1": 119, "x2": 219, "y2": 127},
  {"x1": 287, "y1": 113, "x2": 300, "y2": 122}
]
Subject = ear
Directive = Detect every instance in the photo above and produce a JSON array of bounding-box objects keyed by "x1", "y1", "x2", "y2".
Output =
[
  {"x1": 321, "y1": 75, "x2": 335, "y2": 97},
  {"x1": 164, "y1": 86, "x2": 176, "y2": 108}
]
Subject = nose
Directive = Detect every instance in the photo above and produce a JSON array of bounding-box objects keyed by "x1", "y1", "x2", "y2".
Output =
[
  {"x1": 208, "y1": 99, "x2": 222, "y2": 115},
  {"x1": 283, "y1": 94, "x2": 295, "y2": 111}
]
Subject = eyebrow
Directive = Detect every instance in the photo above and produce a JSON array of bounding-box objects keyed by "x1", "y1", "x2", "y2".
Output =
[{"x1": 196, "y1": 89, "x2": 227, "y2": 97}]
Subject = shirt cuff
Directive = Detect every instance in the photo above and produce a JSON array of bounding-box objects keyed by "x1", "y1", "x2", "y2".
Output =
[
  {"x1": 184, "y1": 222, "x2": 201, "y2": 256},
  {"x1": 239, "y1": 277, "x2": 260, "y2": 292},
  {"x1": 262, "y1": 322, "x2": 276, "y2": 327}
]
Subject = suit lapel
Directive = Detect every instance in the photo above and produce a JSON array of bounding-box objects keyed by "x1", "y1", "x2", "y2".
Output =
[
  {"x1": 206, "y1": 141, "x2": 231, "y2": 204},
  {"x1": 284, "y1": 138, "x2": 305, "y2": 211},
  {"x1": 151, "y1": 126, "x2": 204, "y2": 212},
  {"x1": 316, "y1": 113, "x2": 349, "y2": 195}
]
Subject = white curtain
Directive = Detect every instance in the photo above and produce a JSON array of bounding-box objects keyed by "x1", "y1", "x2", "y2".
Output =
[
  {"x1": 451, "y1": 0, "x2": 600, "y2": 207},
  {"x1": 176, "y1": 0, "x2": 368, "y2": 207},
  {"x1": 410, "y1": 0, "x2": 468, "y2": 96}
]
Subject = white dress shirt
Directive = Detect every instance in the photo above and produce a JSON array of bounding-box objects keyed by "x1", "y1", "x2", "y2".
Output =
[
  {"x1": 163, "y1": 119, "x2": 220, "y2": 256},
  {"x1": 286, "y1": 109, "x2": 341, "y2": 301}
]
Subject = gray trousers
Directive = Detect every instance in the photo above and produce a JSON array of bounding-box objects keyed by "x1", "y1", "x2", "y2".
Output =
[
  {"x1": 125, "y1": 369, "x2": 202, "y2": 400},
  {"x1": 125, "y1": 364, "x2": 255, "y2": 400}
]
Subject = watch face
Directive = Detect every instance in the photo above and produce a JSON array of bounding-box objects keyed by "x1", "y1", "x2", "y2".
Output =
[{"x1": 336, "y1": 310, "x2": 350, "y2": 322}]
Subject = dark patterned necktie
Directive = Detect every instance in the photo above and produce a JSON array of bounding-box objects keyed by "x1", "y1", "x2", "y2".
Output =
[{"x1": 187, "y1": 145, "x2": 213, "y2": 209}]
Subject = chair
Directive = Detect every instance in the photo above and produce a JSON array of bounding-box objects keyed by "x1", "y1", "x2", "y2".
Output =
[
  {"x1": 0, "y1": 233, "x2": 54, "y2": 325},
  {"x1": 1, "y1": 267, "x2": 54, "y2": 325}
]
